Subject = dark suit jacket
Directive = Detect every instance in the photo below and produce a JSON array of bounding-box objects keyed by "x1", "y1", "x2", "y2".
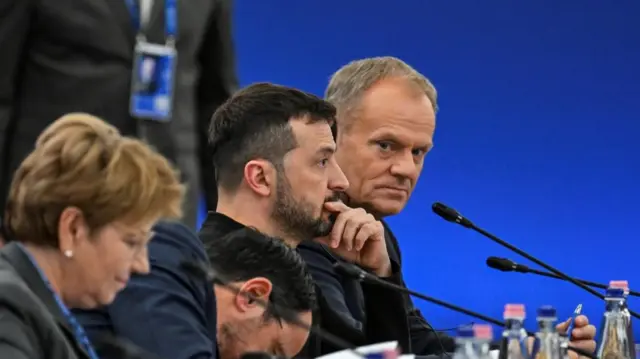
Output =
[
  {"x1": 73, "y1": 221, "x2": 217, "y2": 359},
  {"x1": 0, "y1": 0, "x2": 237, "y2": 225},
  {"x1": 297, "y1": 222, "x2": 456, "y2": 356},
  {"x1": 200, "y1": 212, "x2": 412, "y2": 357},
  {"x1": 0, "y1": 242, "x2": 92, "y2": 359}
]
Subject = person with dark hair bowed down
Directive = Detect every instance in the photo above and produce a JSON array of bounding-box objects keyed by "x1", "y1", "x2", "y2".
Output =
[
  {"x1": 0, "y1": 113, "x2": 184, "y2": 359},
  {"x1": 207, "y1": 227, "x2": 316, "y2": 359},
  {"x1": 296, "y1": 56, "x2": 598, "y2": 359},
  {"x1": 203, "y1": 82, "x2": 411, "y2": 357}
]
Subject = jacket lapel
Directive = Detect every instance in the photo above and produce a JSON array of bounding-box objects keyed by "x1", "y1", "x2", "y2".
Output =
[
  {"x1": 104, "y1": 0, "x2": 137, "y2": 47},
  {"x1": 1, "y1": 243, "x2": 92, "y2": 359}
]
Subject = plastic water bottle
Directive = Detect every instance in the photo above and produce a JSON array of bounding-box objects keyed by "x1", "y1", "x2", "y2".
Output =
[
  {"x1": 532, "y1": 306, "x2": 561, "y2": 359},
  {"x1": 597, "y1": 287, "x2": 635, "y2": 359},
  {"x1": 610, "y1": 280, "x2": 636, "y2": 358},
  {"x1": 473, "y1": 324, "x2": 494, "y2": 359},
  {"x1": 501, "y1": 304, "x2": 529, "y2": 359},
  {"x1": 454, "y1": 326, "x2": 477, "y2": 359}
]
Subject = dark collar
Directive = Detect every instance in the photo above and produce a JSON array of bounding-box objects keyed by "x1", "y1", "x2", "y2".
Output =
[
  {"x1": 200, "y1": 212, "x2": 246, "y2": 236},
  {"x1": 0, "y1": 242, "x2": 89, "y2": 357}
]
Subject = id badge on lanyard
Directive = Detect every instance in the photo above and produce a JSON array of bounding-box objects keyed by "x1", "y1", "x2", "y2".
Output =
[{"x1": 126, "y1": 0, "x2": 178, "y2": 122}]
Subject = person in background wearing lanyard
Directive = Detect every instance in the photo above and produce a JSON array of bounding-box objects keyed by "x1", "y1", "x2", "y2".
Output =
[
  {"x1": 0, "y1": 112, "x2": 184, "y2": 359},
  {"x1": 0, "y1": 0, "x2": 238, "y2": 229}
]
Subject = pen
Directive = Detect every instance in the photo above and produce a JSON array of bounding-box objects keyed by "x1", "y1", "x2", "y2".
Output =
[{"x1": 566, "y1": 304, "x2": 583, "y2": 339}]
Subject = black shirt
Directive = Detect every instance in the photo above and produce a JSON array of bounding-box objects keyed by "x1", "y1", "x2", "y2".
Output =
[{"x1": 199, "y1": 212, "x2": 414, "y2": 356}]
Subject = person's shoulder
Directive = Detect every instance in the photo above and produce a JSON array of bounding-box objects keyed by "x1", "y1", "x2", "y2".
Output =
[
  {"x1": 0, "y1": 264, "x2": 37, "y2": 305},
  {"x1": 0, "y1": 265, "x2": 57, "y2": 331},
  {"x1": 297, "y1": 241, "x2": 338, "y2": 267},
  {"x1": 150, "y1": 221, "x2": 207, "y2": 263}
]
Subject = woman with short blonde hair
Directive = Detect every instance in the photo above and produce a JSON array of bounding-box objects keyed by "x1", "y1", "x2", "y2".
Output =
[{"x1": 0, "y1": 113, "x2": 185, "y2": 359}]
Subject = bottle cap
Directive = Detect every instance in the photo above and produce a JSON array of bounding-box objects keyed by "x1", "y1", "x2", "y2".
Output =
[
  {"x1": 537, "y1": 305, "x2": 557, "y2": 318},
  {"x1": 473, "y1": 324, "x2": 493, "y2": 340},
  {"x1": 609, "y1": 280, "x2": 629, "y2": 294},
  {"x1": 504, "y1": 303, "x2": 526, "y2": 318},
  {"x1": 457, "y1": 325, "x2": 475, "y2": 338},
  {"x1": 605, "y1": 288, "x2": 625, "y2": 298}
]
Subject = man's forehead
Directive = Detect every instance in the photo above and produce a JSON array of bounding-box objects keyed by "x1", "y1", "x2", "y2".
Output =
[
  {"x1": 290, "y1": 119, "x2": 336, "y2": 148},
  {"x1": 347, "y1": 80, "x2": 435, "y2": 135}
]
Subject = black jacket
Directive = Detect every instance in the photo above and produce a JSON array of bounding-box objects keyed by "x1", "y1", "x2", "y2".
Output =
[
  {"x1": 0, "y1": 242, "x2": 92, "y2": 359},
  {"x1": 297, "y1": 222, "x2": 456, "y2": 356},
  {"x1": 0, "y1": 0, "x2": 237, "y2": 226},
  {"x1": 200, "y1": 212, "x2": 414, "y2": 357}
]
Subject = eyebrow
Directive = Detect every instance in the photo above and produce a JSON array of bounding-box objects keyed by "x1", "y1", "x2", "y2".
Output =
[
  {"x1": 316, "y1": 145, "x2": 336, "y2": 156},
  {"x1": 373, "y1": 132, "x2": 433, "y2": 151}
]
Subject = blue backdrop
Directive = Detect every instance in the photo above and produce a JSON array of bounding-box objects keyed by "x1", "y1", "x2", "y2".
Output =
[{"x1": 200, "y1": 0, "x2": 640, "y2": 339}]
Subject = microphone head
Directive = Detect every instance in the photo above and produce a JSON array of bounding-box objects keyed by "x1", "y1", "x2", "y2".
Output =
[
  {"x1": 431, "y1": 202, "x2": 473, "y2": 228},
  {"x1": 486, "y1": 257, "x2": 516, "y2": 272}
]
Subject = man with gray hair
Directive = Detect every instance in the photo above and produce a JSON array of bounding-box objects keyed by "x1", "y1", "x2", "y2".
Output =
[{"x1": 298, "y1": 57, "x2": 597, "y2": 358}]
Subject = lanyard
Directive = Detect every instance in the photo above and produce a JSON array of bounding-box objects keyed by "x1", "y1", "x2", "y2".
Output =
[
  {"x1": 16, "y1": 244, "x2": 100, "y2": 359},
  {"x1": 124, "y1": 0, "x2": 177, "y2": 43}
]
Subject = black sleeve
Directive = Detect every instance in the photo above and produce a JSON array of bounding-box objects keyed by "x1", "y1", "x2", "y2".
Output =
[
  {"x1": 196, "y1": 0, "x2": 239, "y2": 211},
  {"x1": 361, "y1": 262, "x2": 412, "y2": 352},
  {"x1": 382, "y1": 223, "x2": 455, "y2": 355},
  {"x1": 297, "y1": 243, "x2": 411, "y2": 354},
  {"x1": 407, "y1": 304, "x2": 456, "y2": 355},
  {"x1": 0, "y1": 307, "x2": 38, "y2": 359}
]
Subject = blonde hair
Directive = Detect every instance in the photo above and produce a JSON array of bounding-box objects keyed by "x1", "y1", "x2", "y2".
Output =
[
  {"x1": 5, "y1": 113, "x2": 185, "y2": 247},
  {"x1": 325, "y1": 56, "x2": 438, "y2": 129}
]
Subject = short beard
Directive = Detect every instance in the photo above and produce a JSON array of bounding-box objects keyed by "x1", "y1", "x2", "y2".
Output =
[{"x1": 271, "y1": 171, "x2": 336, "y2": 242}]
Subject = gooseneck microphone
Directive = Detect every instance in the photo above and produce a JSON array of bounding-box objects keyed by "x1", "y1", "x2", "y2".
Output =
[
  {"x1": 432, "y1": 202, "x2": 640, "y2": 320},
  {"x1": 486, "y1": 256, "x2": 640, "y2": 297},
  {"x1": 334, "y1": 262, "x2": 504, "y2": 327},
  {"x1": 333, "y1": 261, "x2": 598, "y2": 359},
  {"x1": 333, "y1": 262, "x2": 597, "y2": 359},
  {"x1": 180, "y1": 260, "x2": 364, "y2": 358}
]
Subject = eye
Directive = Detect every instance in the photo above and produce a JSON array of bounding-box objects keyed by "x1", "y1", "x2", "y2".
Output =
[
  {"x1": 319, "y1": 158, "x2": 329, "y2": 167},
  {"x1": 124, "y1": 237, "x2": 140, "y2": 248},
  {"x1": 412, "y1": 148, "x2": 426, "y2": 157},
  {"x1": 377, "y1": 141, "x2": 392, "y2": 151}
]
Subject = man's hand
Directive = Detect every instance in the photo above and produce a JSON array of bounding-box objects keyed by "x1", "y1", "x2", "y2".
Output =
[
  {"x1": 557, "y1": 315, "x2": 597, "y2": 359},
  {"x1": 316, "y1": 201, "x2": 392, "y2": 277}
]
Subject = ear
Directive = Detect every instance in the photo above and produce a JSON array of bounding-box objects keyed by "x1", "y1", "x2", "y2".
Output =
[
  {"x1": 57, "y1": 207, "x2": 88, "y2": 254},
  {"x1": 233, "y1": 277, "x2": 273, "y2": 315},
  {"x1": 244, "y1": 160, "x2": 276, "y2": 197}
]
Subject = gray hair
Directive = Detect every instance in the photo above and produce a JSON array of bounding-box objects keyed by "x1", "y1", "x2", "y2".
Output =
[{"x1": 325, "y1": 56, "x2": 438, "y2": 129}]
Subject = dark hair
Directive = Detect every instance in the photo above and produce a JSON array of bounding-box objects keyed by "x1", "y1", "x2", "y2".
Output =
[
  {"x1": 205, "y1": 227, "x2": 316, "y2": 315},
  {"x1": 209, "y1": 82, "x2": 337, "y2": 192}
]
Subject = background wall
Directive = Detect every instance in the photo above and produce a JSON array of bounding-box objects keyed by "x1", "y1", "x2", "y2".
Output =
[{"x1": 203, "y1": 0, "x2": 640, "y2": 338}]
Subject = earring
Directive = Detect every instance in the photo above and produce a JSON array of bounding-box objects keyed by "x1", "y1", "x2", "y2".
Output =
[{"x1": 63, "y1": 250, "x2": 73, "y2": 258}]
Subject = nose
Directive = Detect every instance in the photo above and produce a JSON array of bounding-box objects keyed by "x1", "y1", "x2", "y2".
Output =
[
  {"x1": 131, "y1": 246, "x2": 150, "y2": 274},
  {"x1": 389, "y1": 151, "x2": 419, "y2": 180},
  {"x1": 328, "y1": 159, "x2": 349, "y2": 192}
]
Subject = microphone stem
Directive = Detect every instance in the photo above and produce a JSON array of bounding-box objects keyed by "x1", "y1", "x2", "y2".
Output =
[
  {"x1": 526, "y1": 269, "x2": 609, "y2": 290},
  {"x1": 526, "y1": 269, "x2": 640, "y2": 297},
  {"x1": 401, "y1": 286, "x2": 505, "y2": 327},
  {"x1": 365, "y1": 276, "x2": 596, "y2": 359},
  {"x1": 473, "y1": 226, "x2": 640, "y2": 319}
]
